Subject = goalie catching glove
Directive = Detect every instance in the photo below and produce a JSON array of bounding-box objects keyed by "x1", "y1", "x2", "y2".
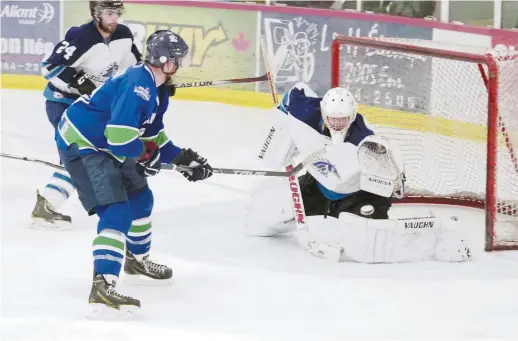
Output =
[
  {"x1": 173, "y1": 148, "x2": 213, "y2": 182},
  {"x1": 136, "y1": 141, "x2": 161, "y2": 177}
]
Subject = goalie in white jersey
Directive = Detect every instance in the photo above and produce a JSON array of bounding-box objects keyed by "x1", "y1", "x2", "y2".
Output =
[
  {"x1": 31, "y1": 1, "x2": 152, "y2": 228},
  {"x1": 246, "y1": 83, "x2": 471, "y2": 263}
]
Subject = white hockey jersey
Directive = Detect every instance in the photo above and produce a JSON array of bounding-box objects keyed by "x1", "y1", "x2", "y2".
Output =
[{"x1": 41, "y1": 20, "x2": 141, "y2": 104}]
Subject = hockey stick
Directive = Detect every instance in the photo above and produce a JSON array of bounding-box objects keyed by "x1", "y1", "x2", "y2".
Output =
[
  {"x1": 259, "y1": 35, "x2": 342, "y2": 262},
  {"x1": 1, "y1": 153, "x2": 67, "y2": 171},
  {"x1": 174, "y1": 74, "x2": 268, "y2": 88},
  {"x1": 1, "y1": 150, "x2": 323, "y2": 178}
]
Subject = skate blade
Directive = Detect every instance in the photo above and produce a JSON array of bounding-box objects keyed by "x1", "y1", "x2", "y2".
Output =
[
  {"x1": 29, "y1": 218, "x2": 71, "y2": 230},
  {"x1": 123, "y1": 274, "x2": 173, "y2": 286},
  {"x1": 87, "y1": 303, "x2": 140, "y2": 320}
]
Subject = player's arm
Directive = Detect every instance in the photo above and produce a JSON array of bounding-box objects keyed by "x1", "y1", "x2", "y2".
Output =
[
  {"x1": 140, "y1": 118, "x2": 182, "y2": 164},
  {"x1": 41, "y1": 27, "x2": 96, "y2": 95},
  {"x1": 277, "y1": 82, "x2": 323, "y2": 131},
  {"x1": 104, "y1": 80, "x2": 148, "y2": 158}
]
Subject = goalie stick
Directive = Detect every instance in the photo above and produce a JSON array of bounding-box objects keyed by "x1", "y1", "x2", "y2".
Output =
[{"x1": 174, "y1": 74, "x2": 268, "y2": 88}]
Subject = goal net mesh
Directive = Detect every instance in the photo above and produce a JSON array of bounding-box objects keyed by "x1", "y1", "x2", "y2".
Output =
[{"x1": 332, "y1": 36, "x2": 518, "y2": 250}]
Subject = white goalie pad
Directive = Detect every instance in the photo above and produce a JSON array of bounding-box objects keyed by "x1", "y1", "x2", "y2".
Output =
[
  {"x1": 335, "y1": 213, "x2": 471, "y2": 263},
  {"x1": 244, "y1": 178, "x2": 296, "y2": 237},
  {"x1": 358, "y1": 135, "x2": 406, "y2": 198}
]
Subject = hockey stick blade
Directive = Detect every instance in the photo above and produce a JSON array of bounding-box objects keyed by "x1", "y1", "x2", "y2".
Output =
[{"x1": 174, "y1": 74, "x2": 268, "y2": 88}]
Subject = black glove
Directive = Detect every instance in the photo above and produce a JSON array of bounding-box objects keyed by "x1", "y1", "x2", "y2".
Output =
[
  {"x1": 165, "y1": 81, "x2": 176, "y2": 97},
  {"x1": 70, "y1": 70, "x2": 97, "y2": 95},
  {"x1": 136, "y1": 142, "x2": 161, "y2": 177},
  {"x1": 173, "y1": 148, "x2": 213, "y2": 182}
]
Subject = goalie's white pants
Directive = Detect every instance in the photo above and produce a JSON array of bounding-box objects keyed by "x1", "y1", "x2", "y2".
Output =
[{"x1": 245, "y1": 178, "x2": 471, "y2": 263}]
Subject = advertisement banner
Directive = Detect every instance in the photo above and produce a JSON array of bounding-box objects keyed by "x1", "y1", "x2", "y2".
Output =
[
  {"x1": 63, "y1": 2, "x2": 258, "y2": 90},
  {"x1": 260, "y1": 12, "x2": 433, "y2": 112},
  {"x1": 0, "y1": 1, "x2": 60, "y2": 76}
]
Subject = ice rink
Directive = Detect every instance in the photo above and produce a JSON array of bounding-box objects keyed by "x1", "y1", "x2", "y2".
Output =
[{"x1": 1, "y1": 89, "x2": 518, "y2": 341}]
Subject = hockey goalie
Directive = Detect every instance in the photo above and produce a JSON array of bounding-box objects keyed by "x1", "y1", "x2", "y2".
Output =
[{"x1": 246, "y1": 83, "x2": 471, "y2": 263}]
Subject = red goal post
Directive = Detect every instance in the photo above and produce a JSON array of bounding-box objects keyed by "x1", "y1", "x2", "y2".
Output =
[{"x1": 331, "y1": 35, "x2": 518, "y2": 251}]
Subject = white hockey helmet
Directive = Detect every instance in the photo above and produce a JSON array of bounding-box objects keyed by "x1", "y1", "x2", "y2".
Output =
[{"x1": 320, "y1": 87, "x2": 357, "y2": 138}]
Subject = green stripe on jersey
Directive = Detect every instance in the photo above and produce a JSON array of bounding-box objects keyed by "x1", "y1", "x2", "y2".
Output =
[
  {"x1": 140, "y1": 130, "x2": 169, "y2": 148},
  {"x1": 105, "y1": 125, "x2": 139, "y2": 146}
]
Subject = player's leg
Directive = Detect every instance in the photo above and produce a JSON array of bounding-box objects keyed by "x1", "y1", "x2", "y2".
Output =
[
  {"x1": 31, "y1": 101, "x2": 75, "y2": 228},
  {"x1": 120, "y1": 159, "x2": 173, "y2": 284},
  {"x1": 299, "y1": 173, "x2": 330, "y2": 216},
  {"x1": 58, "y1": 145, "x2": 140, "y2": 313}
]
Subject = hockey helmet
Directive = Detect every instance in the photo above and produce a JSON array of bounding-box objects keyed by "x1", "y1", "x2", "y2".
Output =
[
  {"x1": 145, "y1": 30, "x2": 189, "y2": 69},
  {"x1": 89, "y1": 1, "x2": 124, "y2": 20},
  {"x1": 320, "y1": 87, "x2": 357, "y2": 134}
]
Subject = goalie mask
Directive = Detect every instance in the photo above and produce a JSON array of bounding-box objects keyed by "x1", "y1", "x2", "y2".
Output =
[{"x1": 320, "y1": 87, "x2": 357, "y2": 144}]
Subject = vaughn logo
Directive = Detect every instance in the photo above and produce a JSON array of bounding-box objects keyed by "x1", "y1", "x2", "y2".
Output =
[
  {"x1": 312, "y1": 159, "x2": 340, "y2": 179},
  {"x1": 258, "y1": 126, "x2": 276, "y2": 159},
  {"x1": 287, "y1": 165, "x2": 305, "y2": 225},
  {"x1": 404, "y1": 220, "x2": 435, "y2": 229},
  {"x1": 1, "y1": 2, "x2": 55, "y2": 25},
  {"x1": 368, "y1": 177, "x2": 392, "y2": 186}
]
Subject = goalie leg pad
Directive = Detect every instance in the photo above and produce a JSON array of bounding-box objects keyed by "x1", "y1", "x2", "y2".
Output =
[
  {"x1": 245, "y1": 178, "x2": 296, "y2": 237},
  {"x1": 336, "y1": 213, "x2": 471, "y2": 263}
]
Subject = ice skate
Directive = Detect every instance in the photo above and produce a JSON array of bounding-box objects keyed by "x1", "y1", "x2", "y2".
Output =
[
  {"x1": 89, "y1": 274, "x2": 140, "y2": 317},
  {"x1": 124, "y1": 250, "x2": 173, "y2": 285},
  {"x1": 30, "y1": 190, "x2": 71, "y2": 229}
]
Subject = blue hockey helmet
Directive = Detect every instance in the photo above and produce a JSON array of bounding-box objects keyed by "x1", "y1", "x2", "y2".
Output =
[{"x1": 145, "y1": 30, "x2": 189, "y2": 70}]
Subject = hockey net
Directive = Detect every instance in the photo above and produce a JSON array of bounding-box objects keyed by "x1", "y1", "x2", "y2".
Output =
[{"x1": 331, "y1": 35, "x2": 518, "y2": 251}]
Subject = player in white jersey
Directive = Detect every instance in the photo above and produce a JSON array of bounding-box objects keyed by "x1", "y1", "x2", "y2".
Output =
[
  {"x1": 31, "y1": 0, "x2": 148, "y2": 228},
  {"x1": 246, "y1": 83, "x2": 471, "y2": 263}
]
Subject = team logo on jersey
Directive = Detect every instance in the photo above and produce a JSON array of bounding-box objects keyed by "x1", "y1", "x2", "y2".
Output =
[
  {"x1": 312, "y1": 159, "x2": 340, "y2": 179},
  {"x1": 134, "y1": 86, "x2": 150, "y2": 101},
  {"x1": 90, "y1": 63, "x2": 119, "y2": 83}
]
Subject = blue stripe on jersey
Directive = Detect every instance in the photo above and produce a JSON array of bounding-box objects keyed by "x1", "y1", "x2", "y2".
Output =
[
  {"x1": 44, "y1": 65, "x2": 65, "y2": 80},
  {"x1": 317, "y1": 182, "x2": 356, "y2": 201},
  {"x1": 43, "y1": 86, "x2": 76, "y2": 104}
]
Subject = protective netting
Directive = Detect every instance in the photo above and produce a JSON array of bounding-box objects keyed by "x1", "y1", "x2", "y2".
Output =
[{"x1": 334, "y1": 36, "x2": 518, "y2": 249}]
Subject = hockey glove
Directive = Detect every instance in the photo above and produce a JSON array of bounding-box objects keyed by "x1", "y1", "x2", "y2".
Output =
[
  {"x1": 173, "y1": 148, "x2": 213, "y2": 182},
  {"x1": 165, "y1": 79, "x2": 176, "y2": 97},
  {"x1": 136, "y1": 141, "x2": 161, "y2": 177},
  {"x1": 70, "y1": 70, "x2": 97, "y2": 95}
]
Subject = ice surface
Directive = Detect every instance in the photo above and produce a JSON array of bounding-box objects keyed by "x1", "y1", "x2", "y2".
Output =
[{"x1": 1, "y1": 90, "x2": 518, "y2": 341}]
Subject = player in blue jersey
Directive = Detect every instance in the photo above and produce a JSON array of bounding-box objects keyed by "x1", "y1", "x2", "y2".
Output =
[
  {"x1": 31, "y1": 0, "x2": 146, "y2": 228},
  {"x1": 278, "y1": 83, "x2": 396, "y2": 219},
  {"x1": 55, "y1": 30, "x2": 213, "y2": 313}
]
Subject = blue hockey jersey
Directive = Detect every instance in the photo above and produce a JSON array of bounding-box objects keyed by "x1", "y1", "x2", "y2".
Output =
[
  {"x1": 279, "y1": 83, "x2": 374, "y2": 200},
  {"x1": 56, "y1": 63, "x2": 181, "y2": 164},
  {"x1": 42, "y1": 20, "x2": 141, "y2": 104}
]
